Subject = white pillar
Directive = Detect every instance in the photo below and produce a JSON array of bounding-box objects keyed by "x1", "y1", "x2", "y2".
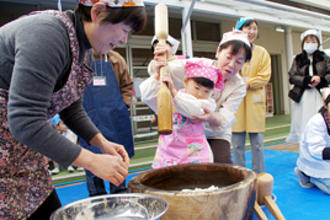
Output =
[
  {"x1": 284, "y1": 26, "x2": 293, "y2": 114},
  {"x1": 181, "y1": 2, "x2": 193, "y2": 57},
  {"x1": 318, "y1": 29, "x2": 323, "y2": 50}
]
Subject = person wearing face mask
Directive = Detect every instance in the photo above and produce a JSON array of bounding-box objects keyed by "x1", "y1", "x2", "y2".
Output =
[
  {"x1": 286, "y1": 29, "x2": 330, "y2": 143},
  {"x1": 231, "y1": 17, "x2": 271, "y2": 174}
]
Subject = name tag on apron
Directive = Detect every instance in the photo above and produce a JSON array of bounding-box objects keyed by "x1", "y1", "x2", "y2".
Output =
[{"x1": 93, "y1": 76, "x2": 107, "y2": 86}]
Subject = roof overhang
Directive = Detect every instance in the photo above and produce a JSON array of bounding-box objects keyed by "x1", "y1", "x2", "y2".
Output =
[
  {"x1": 144, "y1": 0, "x2": 330, "y2": 33},
  {"x1": 1, "y1": 0, "x2": 329, "y2": 33}
]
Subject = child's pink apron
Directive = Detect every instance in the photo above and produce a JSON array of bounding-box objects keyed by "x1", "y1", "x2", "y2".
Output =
[{"x1": 152, "y1": 112, "x2": 213, "y2": 169}]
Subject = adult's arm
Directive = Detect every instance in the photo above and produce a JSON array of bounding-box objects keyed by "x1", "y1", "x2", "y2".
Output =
[
  {"x1": 59, "y1": 99, "x2": 99, "y2": 143},
  {"x1": 288, "y1": 55, "x2": 311, "y2": 87},
  {"x1": 207, "y1": 77, "x2": 246, "y2": 131},
  {"x1": 7, "y1": 15, "x2": 87, "y2": 167},
  {"x1": 139, "y1": 74, "x2": 160, "y2": 113},
  {"x1": 174, "y1": 91, "x2": 216, "y2": 118},
  {"x1": 109, "y1": 50, "x2": 133, "y2": 106},
  {"x1": 323, "y1": 55, "x2": 330, "y2": 86},
  {"x1": 304, "y1": 115, "x2": 330, "y2": 160}
]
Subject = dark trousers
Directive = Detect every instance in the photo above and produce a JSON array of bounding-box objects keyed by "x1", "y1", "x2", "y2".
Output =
[
  {"x1": 86, "y1": 172, "x2": 128, "y2": 197},
  {"x1": 28, "y1": 190, "x2": 61, "y2": 220},
  {"x1": 208, "y1": 139, "x2": 232, "y2": 164}
]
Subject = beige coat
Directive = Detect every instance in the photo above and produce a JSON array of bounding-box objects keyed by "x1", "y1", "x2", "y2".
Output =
[{"x1": 232, "y1": 45, "x2": 271, "y2": 132}]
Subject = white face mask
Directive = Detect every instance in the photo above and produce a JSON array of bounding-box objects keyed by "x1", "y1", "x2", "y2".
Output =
[{"x1": 303, "y1": 43, "x2": 318, "y2": 54}]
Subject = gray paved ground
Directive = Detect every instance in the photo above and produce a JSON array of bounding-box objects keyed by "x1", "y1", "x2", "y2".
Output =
[{"x1": 265, "y1": 142, "x2": 299, "y2": 153}]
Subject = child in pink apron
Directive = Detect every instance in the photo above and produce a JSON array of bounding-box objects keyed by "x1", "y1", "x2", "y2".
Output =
[{"x1": 140, "y1": 59, "x2": 224, "y2": 168}]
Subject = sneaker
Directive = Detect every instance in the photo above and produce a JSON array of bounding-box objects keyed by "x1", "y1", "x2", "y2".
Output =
[
  {"x1": 294, "y1": 167, "x2": 315, "y2": 188},
  {"x1": 67, "y1": 165, "x2": 75, "y2": 172},
  {"x1": 51, "y1": 166, "x2": 60, "y2": 175}
]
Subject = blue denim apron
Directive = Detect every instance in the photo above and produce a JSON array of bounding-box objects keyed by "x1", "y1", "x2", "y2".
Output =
[{"x1": 80, "y1": 58, "x2": 134, "y2": 195}]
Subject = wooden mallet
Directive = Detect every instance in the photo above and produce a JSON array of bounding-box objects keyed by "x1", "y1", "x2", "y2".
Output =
[
  {"x1": 256, "y1": 172, "x2": 285, "y2": 220},
  {"x1": 155, "y1": 3, "x2": 173, "y2": 135}
]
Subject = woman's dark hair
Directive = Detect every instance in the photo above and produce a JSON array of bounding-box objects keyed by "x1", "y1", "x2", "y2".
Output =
[
  {"x1": 75, "y1": 4, "x2": 147, "y2": 32},
  {"x1": 238, "y1": 19, "x2": 258, "y2": 30},
  {"x1": 189, "y1": 77, "x2": 214, "y2": 89},
  {"x1": 219, "y1": 40, "x2": 252, "y2": 62}
]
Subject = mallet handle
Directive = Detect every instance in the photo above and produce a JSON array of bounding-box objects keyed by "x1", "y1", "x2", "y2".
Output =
[
  {"x1": 264, "y1": 195, "x2": 285, "y2": 220},
  {"x1": 155, "y1": 3, "x2": 172, "y2": 135},
  {"x1": 254, "y1": 201, "x2": 268, "y2": 220}
]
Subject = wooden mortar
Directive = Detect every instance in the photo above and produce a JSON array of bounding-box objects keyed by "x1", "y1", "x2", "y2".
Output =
[{"x1": 128, "y1": 163, "x2": 257, "y2": 220}]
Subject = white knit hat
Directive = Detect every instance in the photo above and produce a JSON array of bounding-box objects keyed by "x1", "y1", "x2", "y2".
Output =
[
  {"x1": 219, "y1": 30, "x2": 250, "y2": 48},
  {"x1": 300, "y1": 29, "x2": 321, "y2": 42},
  {"x1": 151, "y1": 35, "x2": 180, "y2": 54}
]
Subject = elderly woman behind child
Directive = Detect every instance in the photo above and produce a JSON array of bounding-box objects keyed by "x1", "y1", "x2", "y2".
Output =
[{"x1": 144, "y1": 30, "x2": 252, "y2": 164}]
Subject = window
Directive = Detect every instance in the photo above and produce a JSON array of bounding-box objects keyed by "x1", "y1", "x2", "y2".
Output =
[{"x1": 194, "y1": 21, "x2": 221, "y2": 41}]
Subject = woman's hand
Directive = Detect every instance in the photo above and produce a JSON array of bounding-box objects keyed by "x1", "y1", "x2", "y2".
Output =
[
  {"x1": 207, "y1": 111, "x2": 222, "y2": 127},
  {"x1": 72, "y1": 149, "x2": 128, "y2": 186},
  {"x1": 92, "y1": 153, "x2": 128, "y2": 186},
  {"x1": 190, "y1": 106, "x2": 213, "y2": 123},
  {"x1": 90, "y1": 133, "x2": 130, "y2": 166},
  {"x1": 309, "y1": 75, "x2": 321, "y2": 87},
  {"x1": 72, "y1": 133, "x2": 130, "y2": 186},
  {"x1": 191, "y1": 106, "x2": 222, "y2": 127},
  {"x1": 100, "y1": 140, "x2": 130, "y2": 167}
]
